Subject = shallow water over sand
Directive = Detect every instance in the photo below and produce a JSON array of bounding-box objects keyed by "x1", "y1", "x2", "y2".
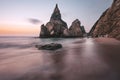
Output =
[{"x1": 0, "y1": 37, "x2": 120, "y2": 80}]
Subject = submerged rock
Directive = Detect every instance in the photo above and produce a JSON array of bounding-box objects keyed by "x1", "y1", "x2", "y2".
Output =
[{"x1": 36, "y1": 43, "x2": 62, "y2": 50}]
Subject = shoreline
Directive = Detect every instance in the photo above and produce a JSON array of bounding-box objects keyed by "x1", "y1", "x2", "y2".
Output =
[{"x1": 94, "y1": 37, "x2": 120, "y2": 45}]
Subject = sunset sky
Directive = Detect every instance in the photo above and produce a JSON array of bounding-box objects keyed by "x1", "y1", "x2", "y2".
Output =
[{"x1": 0, "y1": 0, "x2": 113, "y2": 36}]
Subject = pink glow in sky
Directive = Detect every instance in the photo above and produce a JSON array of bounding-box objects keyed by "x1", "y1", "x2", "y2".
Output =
[{"x1": 0, "y1": 0, "x2": 113, "y2": 36}]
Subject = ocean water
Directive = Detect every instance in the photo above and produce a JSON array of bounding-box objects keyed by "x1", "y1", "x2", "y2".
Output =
[{"x1": 0, "y1": 37, "x2": 120, "y2": 80}]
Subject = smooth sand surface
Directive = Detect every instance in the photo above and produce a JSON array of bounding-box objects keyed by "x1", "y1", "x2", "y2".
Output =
[
  {"x1": 95, "y1": 38, "x2": 120, "y2": 44},
  {"x1": 0, "y1": 37, "x2": 120, "y2": 80}
]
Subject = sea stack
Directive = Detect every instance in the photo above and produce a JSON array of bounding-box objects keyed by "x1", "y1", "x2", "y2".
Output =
[
  {"x1": 39, "y1": 4, "x2": 86, "y2": 38},
  {"x1": 40, "y1": 4, "x2": 68, "y2": 38},
  {"x1": 89, "y1": 0, "x2": 120, "y2": 40},
  {"x1": 69, "y1": 19, "x2": 84, "y2": 37}
]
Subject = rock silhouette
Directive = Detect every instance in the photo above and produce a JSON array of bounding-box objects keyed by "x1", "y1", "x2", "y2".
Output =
[
  {"x1": 89, "y1": 0, "x2": 120, "y2": 40},
  {"x1": 39, "y1": 4, "x2": 85, "y2": 38}
]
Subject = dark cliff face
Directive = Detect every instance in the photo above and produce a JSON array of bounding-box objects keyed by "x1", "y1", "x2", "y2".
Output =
[
  {"x1": 81, "y1": 26, "x2": 86, "y2": 34},
  {"x1": 39, "y1": 4, "x2": 86, "y2": 38},
  {"x1": 89, "y1": 0, "x2": 120, "y2": 40}
]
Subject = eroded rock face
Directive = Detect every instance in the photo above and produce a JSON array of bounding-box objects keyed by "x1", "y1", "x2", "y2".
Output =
[
  {"x1": 69, "y1": 19, "x2": 83, "y2": 37},
  {"x1": 81, "y1": 26, "x2": 86, "y2": 35},
  {"x1": 40, "y1": 24, "x2": 50, "y2": 38},
  {"x1": 89, "y1": 0, "x2": 120, "y2": 40},
  {"x1": 39, "y1": 4, "x2": 85, "y2": 38}
]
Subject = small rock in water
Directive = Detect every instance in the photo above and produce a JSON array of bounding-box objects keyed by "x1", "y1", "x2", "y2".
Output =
[{"x1": 36, "y1": 43, "x2": 62, "y2": 50}]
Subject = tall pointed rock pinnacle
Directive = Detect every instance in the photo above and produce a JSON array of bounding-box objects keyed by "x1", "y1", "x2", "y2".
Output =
[
  {"x1": 54, "y1": 4, "x2": 60, "y2": 13},
  {"x1": 50, "y1": 4, "x2": 61, "y2": 21}
]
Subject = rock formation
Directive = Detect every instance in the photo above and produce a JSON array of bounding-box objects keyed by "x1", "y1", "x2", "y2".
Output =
[
  {"x1": 81, "y1": 26, "x2": 86, "y2": 35},
  {"x1": 69, "y1": 19, "x2": 84, "y2": 37},
  {"x1": 40, "y1": 4, "x2": 69, "y2": 38},
  {"x1": 36, "y1": 43, "x2": 62, "y2": 50},
  {"x1": 40, "y1": 24, "x2": 50, "y2": 38},
  {"x1": 89, "y1": 0, "x2": 120, "y2": 40},
  {"x1": 39, "y1": 4, "x2": 85, "y2": 38}
]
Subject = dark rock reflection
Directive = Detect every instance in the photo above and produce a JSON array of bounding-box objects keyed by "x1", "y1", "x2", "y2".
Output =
[{"x1": 49, "y1": 52, "x2": 66, "y2": 80}]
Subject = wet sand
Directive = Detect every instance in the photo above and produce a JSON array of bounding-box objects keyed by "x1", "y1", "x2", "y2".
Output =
[{"x1": 0, "y1": 37, "x2": 120, "y2": 80}]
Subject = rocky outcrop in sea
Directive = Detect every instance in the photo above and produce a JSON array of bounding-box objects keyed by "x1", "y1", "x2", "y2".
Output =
[
  {"x1": 69, "y1": 19, "x2": 84, "y2": 37},
  {"x1": 39, "y1": 4, "x2": 86, "y2": 38},
  {"x1": 89, "y1": 0, "x2": 120, "y2": 40}
]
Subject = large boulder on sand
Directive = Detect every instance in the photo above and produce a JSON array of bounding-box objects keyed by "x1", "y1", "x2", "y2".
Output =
[{"x1": 36, "y1": 43, "x2": 62, "y2": 50}]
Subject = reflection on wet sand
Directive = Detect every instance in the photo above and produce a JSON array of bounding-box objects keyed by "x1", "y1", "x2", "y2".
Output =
[
  {"x1": 0, "y1": 38, "x2": 120, "y2": 80},
  {"x1": 49, "y1": 52, "x2": 65, "y2": 80}
]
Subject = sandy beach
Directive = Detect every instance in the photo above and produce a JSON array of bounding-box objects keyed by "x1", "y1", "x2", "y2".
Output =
[{"x1": 0, "y1": 37, "x2": 120, "y2": 80}]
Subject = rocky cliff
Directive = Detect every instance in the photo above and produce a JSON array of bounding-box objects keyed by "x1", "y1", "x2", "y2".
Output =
[
  {"x1": 39, "y1": 4, "x2": 85, "y2": 38},
  {"x1": 89, "y1": 0, "x2": 120, "y2": 40}
]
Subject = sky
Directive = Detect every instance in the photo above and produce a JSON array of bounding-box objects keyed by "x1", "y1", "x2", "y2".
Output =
[{"x1": 0, "y1": 0, "x2": 113, "y2": 36}]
